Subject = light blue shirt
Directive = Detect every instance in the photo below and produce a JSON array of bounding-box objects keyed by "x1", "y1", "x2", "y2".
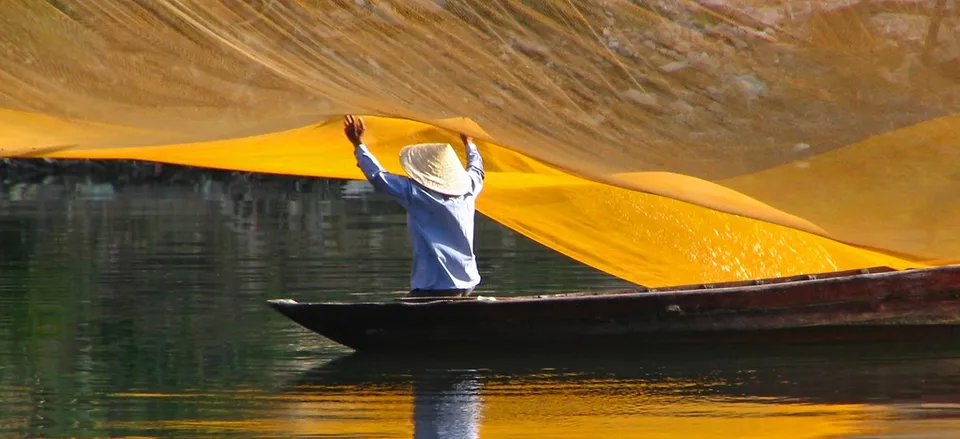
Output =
[{"x1": 354, "y1": 142, "x2": 484, "y2": 291}]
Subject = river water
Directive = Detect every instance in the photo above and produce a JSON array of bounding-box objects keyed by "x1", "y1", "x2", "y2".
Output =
[{"x1": 2, "y1": 176, "x2": 960, "y2": 439}]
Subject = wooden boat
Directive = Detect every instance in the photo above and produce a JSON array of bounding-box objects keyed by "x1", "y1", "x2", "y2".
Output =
[{"x1": 266, "y1": 264, "x2": 960, "y2": 352}]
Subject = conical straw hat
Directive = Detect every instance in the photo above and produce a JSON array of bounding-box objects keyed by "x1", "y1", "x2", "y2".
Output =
[{"x1": 399, "y1": 143, "x2": 471, "y2": 196}]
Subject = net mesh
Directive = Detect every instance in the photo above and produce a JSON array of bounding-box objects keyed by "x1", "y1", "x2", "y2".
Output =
[{"x1": 2, "y1": 0, "x2": 959, "y2": 286}]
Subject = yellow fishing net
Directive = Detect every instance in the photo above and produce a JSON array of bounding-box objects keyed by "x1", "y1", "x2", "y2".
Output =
[{"x1": 2, "y1": 1, "x2": 959, "y2": 287}]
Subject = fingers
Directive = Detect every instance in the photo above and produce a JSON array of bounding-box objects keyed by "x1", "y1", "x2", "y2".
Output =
[
  {"x1": 343, "y1": 114, "x2": 364, "y2": 130},
  {"x1": 343, "y1": 114, "x2": 365, "y2": 146}
]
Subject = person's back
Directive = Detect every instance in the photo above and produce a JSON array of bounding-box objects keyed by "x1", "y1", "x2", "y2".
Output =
[
  {"x1": 404, "y1": 182, "x2": 480, "y2": 294},
  {"x1": 342, "y1": 115, "x2": 485, "y2": 298}
]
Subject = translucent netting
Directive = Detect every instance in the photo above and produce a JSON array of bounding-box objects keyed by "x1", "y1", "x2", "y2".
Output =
[{"x1": 2, "y1": 0, "x2": 959, "y2": 286}]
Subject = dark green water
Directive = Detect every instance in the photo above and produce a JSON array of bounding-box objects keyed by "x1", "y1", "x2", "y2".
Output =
[{"x1": 2, "y1": 177, "x2": 960, "y2": 439}]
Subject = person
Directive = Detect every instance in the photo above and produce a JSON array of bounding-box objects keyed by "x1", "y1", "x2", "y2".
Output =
[{"x1": 343, "y1": 115, "x2": 485, "y2": 298}]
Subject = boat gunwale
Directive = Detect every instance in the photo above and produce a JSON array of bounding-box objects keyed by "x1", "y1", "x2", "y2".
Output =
[{"x1": 267, "y1": 265, "x2": 957, "y2": 308}]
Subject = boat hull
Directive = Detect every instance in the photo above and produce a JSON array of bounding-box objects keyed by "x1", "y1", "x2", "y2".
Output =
[{"x1": 267, "y1": 265, "x2": 960, "y2": 352}]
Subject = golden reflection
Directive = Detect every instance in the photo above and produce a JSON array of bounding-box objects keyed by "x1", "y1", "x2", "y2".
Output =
[
  {"x1": 94, "y1": 344, "x2": 960, "y2": 439},
  {"x1": 105, "y1": 379, "x2": 892, "y2": 439}
]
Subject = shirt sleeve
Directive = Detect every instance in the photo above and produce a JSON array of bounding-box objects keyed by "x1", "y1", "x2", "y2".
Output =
[
  {"x1": 465, "y1": 141, "x2": 485, "y2": 194},
  {"x1": 354, "y1": 144, "x2": 411, "y2": 207}
]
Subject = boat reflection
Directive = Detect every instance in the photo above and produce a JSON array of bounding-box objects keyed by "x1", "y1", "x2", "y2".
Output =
[{"x1": 287, "y1": 342, "x2": 960, "y2": 438}]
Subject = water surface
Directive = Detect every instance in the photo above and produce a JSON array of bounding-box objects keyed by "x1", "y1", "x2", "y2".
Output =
[{"x1": 2, "y1": 177, "x2": 960, "y2": 438}]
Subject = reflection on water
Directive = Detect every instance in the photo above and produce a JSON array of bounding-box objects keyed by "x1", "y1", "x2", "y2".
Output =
[
  {"x1": 290, "y1": 346, "x2": 960, "y2": 439},
  {"x1": 413, "y1": 371, "x2": 483, "y2": 439},
  {"x1": 2, "y1": 177, "x2": 960, "y2": 438}
]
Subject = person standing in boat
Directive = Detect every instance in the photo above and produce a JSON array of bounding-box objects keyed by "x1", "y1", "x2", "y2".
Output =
[{"x1": 343, "y1": 115, "x2": 485, "y2": 298}]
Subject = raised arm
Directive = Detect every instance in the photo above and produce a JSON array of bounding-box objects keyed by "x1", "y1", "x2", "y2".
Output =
[
  {"x1": 461, "y1": 134, "x2": 485, "y2": 194},
  {"x1": 344, "y1": 115, "x2": 411, "y2": 206}
]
